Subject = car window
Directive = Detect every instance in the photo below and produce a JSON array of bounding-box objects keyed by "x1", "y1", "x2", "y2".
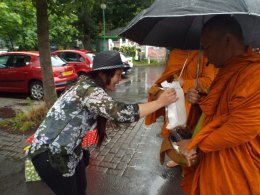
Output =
[
  {"x1": 79, "y1": 56, "x2": 84, "y2": 62},
  {"x1": 50, "y1": 55, "x2": 67, "y2": 67},
  {"x1": 55, "y1": 53, "x2": 67, "y2": 62},
  {"x1": 86, "y1": 53, "x2": 95, "y2": 62},
  {"x1": 9, "y1": 55, "x2": 31, "y2": 68},
  {"x1": 62, "y1": 52, "x2": 82, "y2": 62},
  {"x1": 0, "y1": 55, "x2": 9, "y2": 68}
]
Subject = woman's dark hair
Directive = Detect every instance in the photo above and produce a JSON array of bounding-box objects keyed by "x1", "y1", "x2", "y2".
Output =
[{"x1": 87, "y1": 69, "x2": 118, "y2": 147}]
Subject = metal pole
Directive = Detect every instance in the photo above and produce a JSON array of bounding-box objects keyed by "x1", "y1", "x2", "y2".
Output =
[
  {"x1": 103, "y1": 9, "x2": 106, "y2": 50},
  {"x1": 195, "y1": 47, "x2": 201, "y2": 89}
]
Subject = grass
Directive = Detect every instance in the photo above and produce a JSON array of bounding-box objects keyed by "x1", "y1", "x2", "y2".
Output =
[{"x1": 0, "y1": 101, "x2": 48, "y2": 135}]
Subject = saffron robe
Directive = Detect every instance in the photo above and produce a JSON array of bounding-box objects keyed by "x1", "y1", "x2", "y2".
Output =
[
  {"x1": 145, "y1": 49, "x2": 217, "y2": 137},
  {"x1": 183, "y1": 49, "x2": 260, "y2": 195}
]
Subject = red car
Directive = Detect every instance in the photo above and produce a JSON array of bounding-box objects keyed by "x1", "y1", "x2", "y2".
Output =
[
  {"x1": 53, "y1": 50, "x2": 95, "y2": 79},
  {"x1": 0, "y1": 51, "x2": 78, "y2": 100}
]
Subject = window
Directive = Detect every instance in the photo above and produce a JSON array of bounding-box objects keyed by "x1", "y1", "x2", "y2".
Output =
[
  {"x1": 0, "y1": 55, "x2": 9, "y2": 68},
  {"x1": 62, "y1": 52, "x2": 82, "y2": 62},
  {"x1": 86, "y1": 53, "x2": 95, "y2": 62},
  {"x1": 51, "y1": 55, "x2": 67, "y2": 67},
  {"x1": 9, "y1": 55, "x2": 31, "y2": 68}
]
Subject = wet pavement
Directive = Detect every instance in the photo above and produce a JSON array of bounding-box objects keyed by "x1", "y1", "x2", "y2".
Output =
[{"x1": 0, "y1": 66, "x2": 184, "y2": 195}]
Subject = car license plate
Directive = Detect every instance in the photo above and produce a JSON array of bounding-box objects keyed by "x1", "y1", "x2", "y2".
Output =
[{"x1": 62, "y1": 70, "x2": 73, "y2": 76}]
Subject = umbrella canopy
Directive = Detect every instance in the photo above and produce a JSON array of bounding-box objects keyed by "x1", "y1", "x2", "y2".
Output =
[{"x1": 119, "y1": 0, "x2": 260, "y2": 49}]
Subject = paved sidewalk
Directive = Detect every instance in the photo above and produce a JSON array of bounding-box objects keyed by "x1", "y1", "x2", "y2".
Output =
[
  {"x1": 0, "y1": 118, "x2": 184, "y2": 195},
  {"x1": 87, "y1": 118, "x2": 184, "y2": 195},
  {"x1": 0, "y1": 130, "x2": 27, "y2": 160}
]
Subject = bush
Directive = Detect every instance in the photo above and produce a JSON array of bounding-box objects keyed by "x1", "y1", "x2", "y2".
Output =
[
  {"x1": 1, "y1": 100, "x2": 48, "y2": 134},
  {"x1": 20, "y1": 121, "x2": 35, "y2": 133},
  {"x1": 113, "y1": 46, "x2": 136, "y2": 57}
]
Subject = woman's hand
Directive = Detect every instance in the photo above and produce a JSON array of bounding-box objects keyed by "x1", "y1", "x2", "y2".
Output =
[
  {"x1": 138, "y1": 89, "x2": 177, "y2": 118},
  {"x1": 157, "y1": 88, "x2": 178, "y2": 107}
]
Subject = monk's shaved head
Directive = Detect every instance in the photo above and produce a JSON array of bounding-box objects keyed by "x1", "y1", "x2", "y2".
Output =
[
  {"x1": 202, "y1": 15, "x2": 244, "y2": 42},
  {"x1": 200, "y1": 15, "x2": 246, "y2": 68}
]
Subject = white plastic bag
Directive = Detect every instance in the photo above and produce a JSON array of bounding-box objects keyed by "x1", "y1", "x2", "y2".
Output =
[{"x1": 161, "y1": 80, "x2": 187, "y2": 129}]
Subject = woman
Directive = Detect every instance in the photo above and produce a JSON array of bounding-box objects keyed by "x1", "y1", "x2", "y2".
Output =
[{"x1": 28, "y1": 50, "x2": 177, "y2": 195}]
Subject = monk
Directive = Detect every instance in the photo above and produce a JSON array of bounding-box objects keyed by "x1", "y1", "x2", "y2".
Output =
[
  {"x1": 179, "y1": 15, "x2": 260, "y2": 194},
  {"x1": 145, "y1": 49, "x2": 217, "y2": 167}
]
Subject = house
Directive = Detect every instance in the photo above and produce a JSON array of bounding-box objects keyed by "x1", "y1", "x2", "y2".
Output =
[{"x1": 105, "y1": 27, "x2": 166, "y2": 62}]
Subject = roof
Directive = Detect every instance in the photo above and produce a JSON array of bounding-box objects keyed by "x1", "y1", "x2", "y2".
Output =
[
  {"x1": 0, "y1": 51, "x2": 39, "y2": 56},
  {"x1": 54, "y1": 49, "x2": 94, "y2": 54}
]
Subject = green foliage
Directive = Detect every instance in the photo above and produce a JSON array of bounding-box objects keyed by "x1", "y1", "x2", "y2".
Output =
[
  {"x1": 76, "y1": 0, "x2": 154, "y2": 48},
  {"x1": 49, "y1": 13, "x2": 79, "y2": 48},
  {"x1": 11, "y1": 111, "x2": 25, "y2": 130},
  {"x1": 20, "y1": 121, "x2": 35, "y2": 133},
  {"x1": 134, "y1": 58, "x2": 161, "y2": 66},
  {"x1": 113, "y1": 46, "x2": 136, "y2": 57},
  {"x1": 99, "y1": 0, "x2": 154, "y2": 31},
  {"x1": 0, "y1": 1, "x2": 24, "y2": 49},
  {"x1": 73, "y1": 0, "x2": 98, "y2": 49},
  {"x1": 7, "y1": 110, "x2": 36, "y2": 132},
  {"x1": 0, "y1": 0, "x2": 155, "y2": 50},
  {"x1": 26, "y1": 97, "x2": 33, "y2": 108},
  {"x1": 0, "y1": 101, "x2": 48, "y2": 133},
  {"x1": 0, "y1": 0, "x2": 38, "y2": 50},
  {"x1": 0, "y1": 0, "x2": 80, "y2": 50}
]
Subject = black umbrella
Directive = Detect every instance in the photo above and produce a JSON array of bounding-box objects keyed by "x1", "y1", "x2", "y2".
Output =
[{"x1": 119, "y1": 0, "x2": 260, "y2": 49}]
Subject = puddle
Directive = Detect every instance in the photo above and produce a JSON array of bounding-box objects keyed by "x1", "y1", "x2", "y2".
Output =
[{"x1": 148, "y1": 176, "x2": 165, "y2": 195}]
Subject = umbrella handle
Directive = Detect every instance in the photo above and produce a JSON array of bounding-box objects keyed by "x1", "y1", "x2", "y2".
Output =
[
  {"x1": 195, "y1": 16, "x2": 205, "y2": 90},
  {"x1": 195, "y1": 47, "x2": 202, "y2": 89}
]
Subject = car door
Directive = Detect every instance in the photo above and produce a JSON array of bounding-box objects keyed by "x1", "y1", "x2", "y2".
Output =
[
  {"x1": 4, "y1": 55, "x2": 31, "y2": 92},
  {"x1": 0, "y1": 55, "x2": 10, "y2": 90}
]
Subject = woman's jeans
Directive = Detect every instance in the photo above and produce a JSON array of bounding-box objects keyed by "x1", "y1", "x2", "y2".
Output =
[{"x1": 32, "y1": 151, "x2": 87, "y2": 195}]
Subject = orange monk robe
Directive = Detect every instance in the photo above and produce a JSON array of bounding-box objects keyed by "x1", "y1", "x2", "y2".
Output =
[
  {"x1": 145, "y1": 49, "x2": 217, "y2": 137},
  {"x1": 183, "y1": 49, "x2": 260, "y2": 195}
]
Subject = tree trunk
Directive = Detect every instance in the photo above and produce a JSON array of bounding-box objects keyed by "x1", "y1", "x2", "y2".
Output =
[
  {"x1": 8, "y1": 35, "x2": 14, "y2": 50},
  {"x1": 35, "y1": 0, "x2": 57, "y2": 108},
  {"x1": 83, "y1": 34, "x2": 91, "y2": 50}
]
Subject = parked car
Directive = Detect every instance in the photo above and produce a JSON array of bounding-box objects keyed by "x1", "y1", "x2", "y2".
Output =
[
  {"x1": 0, "y1": 51, "x2": 78, "y2": 100},
  {"x1": 120, "y1": 52, "x2": 133, "y2": 74},
  {"x1": 0, "y1": 50, "x2": 8, "y2": 54},
  {"x1": 53, "y1": 50, "x2": 95, "y2": 79}
]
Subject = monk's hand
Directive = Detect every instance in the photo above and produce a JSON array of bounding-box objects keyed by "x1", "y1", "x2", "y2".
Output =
[
  {"x1": 157, "y1": 88, "x2": 178, "y2": 106},
  {"x1": 177, "y1": 139, "x2": 198, "y2": 167},
  {"x1": 185, "y1": 153, "x2": 199, "y2": 167},
  {"x1": 187, "y1": 88, "x2": 200, "y2": 104}
]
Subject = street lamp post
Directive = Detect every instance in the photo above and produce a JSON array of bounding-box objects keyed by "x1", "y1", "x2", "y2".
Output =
[{"x1": 100, "y1": 3, "x2": 106, "y2": 51}]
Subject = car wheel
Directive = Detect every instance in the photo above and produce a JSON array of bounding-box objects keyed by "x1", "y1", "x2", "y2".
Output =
[
  {"x1": 78, "y1": 73, "x2": 88, "y2": 80},
  {"x1": 30, "y1": 81, "x2": 44, "y2": 100}
]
